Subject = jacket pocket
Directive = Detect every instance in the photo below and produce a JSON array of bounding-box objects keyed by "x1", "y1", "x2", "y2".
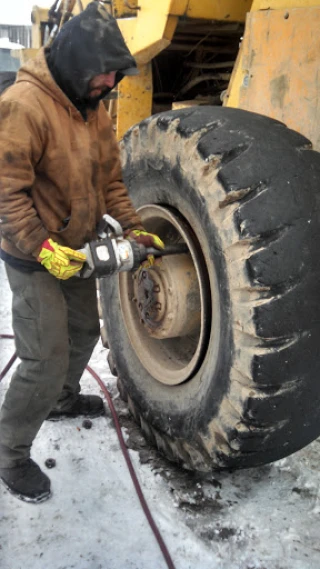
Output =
[{"x1": 47, "y1": 197, "x2": 94, "y2": 250}]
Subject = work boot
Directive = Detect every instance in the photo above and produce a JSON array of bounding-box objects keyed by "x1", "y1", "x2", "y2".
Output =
[
  {"x1": 0, "y1": 459, "x2": 51, "y2": 503},
  {"x1": 46, "y1": 394, "x2": 105, "y2": 421}
]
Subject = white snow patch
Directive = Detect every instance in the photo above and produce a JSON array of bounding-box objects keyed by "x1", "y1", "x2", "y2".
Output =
[{"x1": 0, "y1": 38, "x2": 25, "y2": 50}]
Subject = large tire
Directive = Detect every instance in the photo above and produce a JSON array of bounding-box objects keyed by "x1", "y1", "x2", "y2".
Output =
[{"x1": 100, "y1": 106, "x2": 320, "y2": 471}]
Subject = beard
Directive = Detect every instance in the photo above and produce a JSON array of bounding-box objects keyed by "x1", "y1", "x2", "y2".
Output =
[{"x1": 82, "y1": 86, "x2": 111, "y2": 109}]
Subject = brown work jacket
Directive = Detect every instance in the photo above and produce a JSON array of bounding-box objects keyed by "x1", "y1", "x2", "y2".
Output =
[{"x1": 0, "y1": 48, "x2": 142, "y2": 261}]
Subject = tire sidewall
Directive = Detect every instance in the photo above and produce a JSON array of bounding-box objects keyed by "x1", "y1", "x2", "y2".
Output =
[{"x1": 101, "y1": 148, "x2": 233, "y2": 439}]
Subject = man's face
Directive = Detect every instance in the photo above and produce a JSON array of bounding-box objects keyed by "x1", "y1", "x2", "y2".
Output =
[{"x1": 88, "y1": 71, "x2": 117, "y2": 98}]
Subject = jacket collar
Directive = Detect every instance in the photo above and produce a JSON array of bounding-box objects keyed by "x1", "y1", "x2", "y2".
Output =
[{"x1": 16, "y1": 48, "x2": 97, "y2": 122}]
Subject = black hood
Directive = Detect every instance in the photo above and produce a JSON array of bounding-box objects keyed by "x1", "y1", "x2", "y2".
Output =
[{"x1": 46, "y1": 1, "x2": 138, "y2": 113}]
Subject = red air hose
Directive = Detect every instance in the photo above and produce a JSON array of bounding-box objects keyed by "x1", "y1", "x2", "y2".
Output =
[
  {"x1": 0, "y1": 352, "x2": 18, "y2": 381},
  {"x1": 0, "y1": 334, "x2": 176, "y2": 569}
]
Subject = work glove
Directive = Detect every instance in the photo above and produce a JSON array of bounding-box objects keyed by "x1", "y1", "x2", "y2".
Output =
[
  {"x1": 37, "y1": 238, "x2": 86, "y2": 280},
  {"x1": 125, "y1": 229, "x2": 165, "y2": 268}
]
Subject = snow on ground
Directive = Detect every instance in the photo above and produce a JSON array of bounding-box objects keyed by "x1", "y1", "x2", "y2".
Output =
[{"x1": 0, "y1": 258, "x2": 320, "y2": 569}]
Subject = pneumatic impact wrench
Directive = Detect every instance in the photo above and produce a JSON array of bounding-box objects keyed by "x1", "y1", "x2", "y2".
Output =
[{"x1": 78, "y1": 214, "x2": 188, "y2": 278}]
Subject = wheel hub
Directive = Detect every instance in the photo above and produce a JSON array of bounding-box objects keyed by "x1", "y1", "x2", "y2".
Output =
[
  {"x1": 135, "y1": 256, "x2": 201, "y2": 339},
  {"x1": 119, "y1": 205, "x2": 211, "y2": 385}
]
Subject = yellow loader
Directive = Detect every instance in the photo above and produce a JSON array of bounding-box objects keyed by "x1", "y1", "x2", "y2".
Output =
[{"x1": 15, "y1": 0, "x2": 320, "y2": 471}]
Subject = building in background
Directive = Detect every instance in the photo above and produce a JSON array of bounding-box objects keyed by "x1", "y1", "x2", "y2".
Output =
[
  {"x1": 0, "y1": 38, "x2": 25, "y2": 73},
  {"x1": 0, "y1": 24, "x2": 31, "y2": 48},
  {"x1": 0, "y1": 25, "x2": 30, "y2": 80}
]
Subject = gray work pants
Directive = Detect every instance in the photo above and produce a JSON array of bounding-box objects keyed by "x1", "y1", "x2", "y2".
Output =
[{"x1": 0, "y1": 265, "x2": 100, "y2": 468}]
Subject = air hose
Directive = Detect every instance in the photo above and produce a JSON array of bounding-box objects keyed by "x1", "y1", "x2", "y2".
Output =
[{"x1": 0, "y1": 334, "x2": 176, "y2": 569}]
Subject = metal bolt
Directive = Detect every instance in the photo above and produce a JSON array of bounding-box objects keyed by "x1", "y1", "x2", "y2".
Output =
[
  {"x1": 243, "y1": 74, "x2": 249, "y2": 87},
  {"x1": 155, "y1": 302, "x2": 162, "y2": 311},
  {"x1": 153, "y1": 285, "x2": 160, "y2": 293}
]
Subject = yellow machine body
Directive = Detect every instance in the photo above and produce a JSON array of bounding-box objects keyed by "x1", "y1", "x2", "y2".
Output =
[
  {"x1": 22, "y1": 0, "x2": 320, "y2": 148},
  {"x1": 226, "y1": 1, "x2": 320, "y2": 151},
  {"x1": 109, "y1": 0, "x2": 252, "y2": 137}
]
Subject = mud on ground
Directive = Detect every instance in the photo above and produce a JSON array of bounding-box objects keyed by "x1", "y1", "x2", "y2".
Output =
[{"x1": 111, "y1": 387, "x2": 320, "y2": 568}]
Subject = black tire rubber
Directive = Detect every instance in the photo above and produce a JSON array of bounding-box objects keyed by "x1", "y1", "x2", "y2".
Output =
[
  {"x1": 107, "y1": 351, "x2": 117, "y2": 377},
  {"x1": 100, "y1": 106, "x2": 320, "y2": 471}
]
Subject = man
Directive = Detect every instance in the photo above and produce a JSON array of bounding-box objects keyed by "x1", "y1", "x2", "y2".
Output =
[{"x1": 0, "y1": 1, "x2": 164, "y2": 503}]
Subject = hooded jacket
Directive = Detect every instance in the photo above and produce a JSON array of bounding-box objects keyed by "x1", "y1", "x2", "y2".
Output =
[
  {"x1": 47, "y1": 1, "x2": 139, "y2": 115},
  {"x1": 0, "y1": 2, "x2": 142, "y2": 264}
]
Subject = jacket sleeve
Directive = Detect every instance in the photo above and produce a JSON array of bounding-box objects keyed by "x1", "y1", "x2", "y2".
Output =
[
  {"x1": 100, "y1": 110, "x2": 143, "y2": 231},
  {"x1": 0, "y1": 98, "x2": 49, "y2": 256}
]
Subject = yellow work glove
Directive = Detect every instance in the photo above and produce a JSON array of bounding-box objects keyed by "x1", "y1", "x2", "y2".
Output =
[
  {"x1": 37, "y1": 238, "x2": 86, "y2": 280},
  {"x1": 125, "y1": 229, "x2": 165, "y2": 269}
]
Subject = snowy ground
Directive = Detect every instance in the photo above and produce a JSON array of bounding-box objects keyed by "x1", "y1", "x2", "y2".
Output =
[{"x1": 1, "y1": 258, "x2": 320, "y2": 569}]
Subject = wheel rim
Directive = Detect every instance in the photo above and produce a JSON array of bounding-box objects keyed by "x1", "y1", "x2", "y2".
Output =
[{"x1": 119, "y1": 205, "x2": 212, "y2": 385}]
